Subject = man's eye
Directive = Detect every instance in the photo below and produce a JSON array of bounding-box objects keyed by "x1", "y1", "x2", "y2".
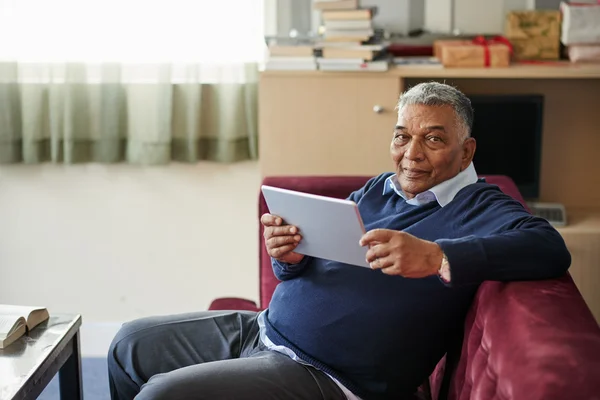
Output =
[
  {"x1": 428, "y1": 136, "x2": 442, "y2": 142},
  {"x1": 393, "y1": 134, "x2": 407, "y2": 143}
]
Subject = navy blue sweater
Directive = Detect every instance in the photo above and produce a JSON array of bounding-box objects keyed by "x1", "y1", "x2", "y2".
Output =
[{"x1": 264, "y1": 173, "x2": 571, "y2": 400}]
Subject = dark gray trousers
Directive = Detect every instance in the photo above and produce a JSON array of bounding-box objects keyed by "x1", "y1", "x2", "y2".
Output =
[{"x1": 107, "y1": 310, "x2": 347, "y2": 400}]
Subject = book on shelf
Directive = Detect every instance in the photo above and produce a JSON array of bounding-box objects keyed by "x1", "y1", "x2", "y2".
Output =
[
  {"x1": 324, "y1": 19, "x2": 372, "y2": 30},
  {"x1": 322, "y1": 35, "x2": 373, "y2": 43},
  {"x1": 313, "y1": 0, "x2": 358, "y2": 10},
  {"x1": 322, "y1": 46, "x2": 384, "y2": 61},
  {"x1": 0, "y1": 305, "x2": 49, "y2": 349},
  {"x1": 317, "y1": 56, "x2": 390, "y2": 72},
  {"x1": 325, "y1": 29, "x2": 374, "y2": 38},
  {"x1": 321, "y1": 8, "x2": 374, "y2": 21},
  {"x1": 393, "y1": 56, "x2": 441, "y2": 66},
  {"x1": 316, "y1": 42, "x2": 386, "y2": 49}
]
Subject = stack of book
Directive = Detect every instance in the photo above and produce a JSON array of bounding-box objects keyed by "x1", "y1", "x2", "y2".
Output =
[
  {"x1": 265, "y1": 43, "x2": 317, "y2": 71},
  {"x1": 313, "y1": 0, "x2": 388, "y2": 71},
  {"x1": 316, "y1": 0, "x2": 373, "y2": 43}
]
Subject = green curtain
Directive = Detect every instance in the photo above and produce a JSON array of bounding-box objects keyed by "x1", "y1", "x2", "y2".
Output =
[{"x1": 0, "y1": 62, "x2": 258, "y2": 164}]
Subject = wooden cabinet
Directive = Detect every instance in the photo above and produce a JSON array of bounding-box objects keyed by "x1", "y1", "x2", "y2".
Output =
[{"x1": 259, "y1": 74, "x2": 402, "y2": 176}]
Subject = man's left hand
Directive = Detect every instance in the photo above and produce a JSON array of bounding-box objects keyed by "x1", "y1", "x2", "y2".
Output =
[{"x1": 359, "y1": 229, "x2": 443, "y2": 278}]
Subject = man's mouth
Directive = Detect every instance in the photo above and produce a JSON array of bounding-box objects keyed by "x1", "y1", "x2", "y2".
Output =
[{"x1": 402, "y1": 168, "x2": 429, "y2": 178}]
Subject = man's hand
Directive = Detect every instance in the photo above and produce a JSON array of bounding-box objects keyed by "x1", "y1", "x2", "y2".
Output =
[
  {"x1": 261, "y1": 213, "x2": 305, "y2": 265},
  {"x1": 359, "y1": 229, "x2": 443, "y2": 278}
]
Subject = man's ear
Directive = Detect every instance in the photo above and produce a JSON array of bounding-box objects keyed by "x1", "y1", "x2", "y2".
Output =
[{"x1": 461, "y1": 137, "x2": 476, "y2": 169}]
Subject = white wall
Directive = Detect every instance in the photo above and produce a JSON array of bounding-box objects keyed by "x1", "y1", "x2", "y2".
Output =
[
  {"x1": 425, "y1": 0, "x2": 532, "y2": 35},
  {"x1": 274, "y1": 0, "x2": 425, "y2": 37},
  {"x1": 358, "y1": 0, "x2": 425, "y2": 35},
  {"x1": 0, "y1": 162, "x2": 261, "y2": 328},
  {"x1": 281, "y1": 0, "x2": 566, "y2": 38},
  {"x1": 424, "y1": 0, "x2": 453, "y2": 34}
]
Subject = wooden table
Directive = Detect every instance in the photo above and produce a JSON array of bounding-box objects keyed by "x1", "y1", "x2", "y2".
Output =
[{"x1": 0, "y1": 314, "x2": 83, "y2": 400}]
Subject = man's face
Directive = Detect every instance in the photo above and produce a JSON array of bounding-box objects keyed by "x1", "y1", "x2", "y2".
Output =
[{"x1": 391, "y1": 104, "x2": 476, "y2": 199}]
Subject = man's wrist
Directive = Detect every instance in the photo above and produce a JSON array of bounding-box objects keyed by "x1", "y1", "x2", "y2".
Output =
[{"x1": 430, "y1": 244, "x2": 445, "y2": 277}]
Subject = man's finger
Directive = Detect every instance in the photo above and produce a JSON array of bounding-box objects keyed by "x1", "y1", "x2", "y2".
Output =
[
  {"x1": 267, "y1": 235, "x2": 301, "y2": 249},
  {"x1": 369, "y1": 256, "x2": 391, "y2": 270},
  {"x1": 359, "y1": 229, "x2": 396, "y2": 246},
  {"x1": 270, "y1": 244, "x2": 298, "y2": 259},
  {"x1": 263, "y1": 225, "x2": 299, "y2": 240},
  {"x1": 269, "y1": 225, "x2": 299, "y2": 237},
  {"x1": 365, "y1": 244, "x2": 390, "y2": 263},
  {"x1": 260, "y1": 213, "x2": 283, "y2": 227}
]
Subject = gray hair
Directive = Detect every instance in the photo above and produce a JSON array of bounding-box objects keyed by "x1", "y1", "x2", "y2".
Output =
[{"x1": 396, "y1": 82, "x2": 473, "y2": 142}]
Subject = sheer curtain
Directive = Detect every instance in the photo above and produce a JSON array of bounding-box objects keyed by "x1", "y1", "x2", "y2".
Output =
[{"x1": 0, "y1": 0, "x2": 264, "y2": 164}]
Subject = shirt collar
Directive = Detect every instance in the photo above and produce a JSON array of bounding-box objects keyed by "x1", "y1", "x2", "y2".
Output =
[{"x1": 383, "y1": 162, "x2": 478, "y2": 207}]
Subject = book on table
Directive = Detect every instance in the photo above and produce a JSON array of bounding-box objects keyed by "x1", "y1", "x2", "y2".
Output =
[{"x1": 0, "y1": 305, "x2": 49, "y2": 349}]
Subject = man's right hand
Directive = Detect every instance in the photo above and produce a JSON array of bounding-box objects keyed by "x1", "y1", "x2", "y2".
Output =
[{"x1": 261, "y1": 213, "x2": 305, "y2": 265}]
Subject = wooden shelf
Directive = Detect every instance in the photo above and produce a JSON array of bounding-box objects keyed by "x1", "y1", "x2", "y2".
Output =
[
  {"x1": 558, "y1": 209, "x2": 600, "y2": 233},
  {"x1": 261, "y1": 62, "x2": 600, "y2": 79},
  {"x1": 556, "y1": 208, "x2": 600, "y2": 322},
  {"x1": 395, "y1": 63, "x2": 600, "y2": 79}
]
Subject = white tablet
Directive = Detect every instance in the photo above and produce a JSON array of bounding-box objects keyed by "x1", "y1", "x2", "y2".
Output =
[{"x1": 261, "y1": 185, "x2": 369, "y2": 268}]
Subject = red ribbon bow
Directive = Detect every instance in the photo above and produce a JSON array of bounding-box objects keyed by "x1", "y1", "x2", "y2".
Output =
[{"x1": 472, "y1": 35, "x2": 513, "y2": 67}]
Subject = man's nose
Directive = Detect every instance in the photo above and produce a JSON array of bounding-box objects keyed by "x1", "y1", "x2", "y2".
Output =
[{"x1": 404, "y1": 138, "x2": 425, "y2": 161}]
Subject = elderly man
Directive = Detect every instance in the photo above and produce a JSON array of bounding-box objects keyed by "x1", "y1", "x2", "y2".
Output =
[{"x1": 108, "y1": 83, "x2": 570, "y2": 400}]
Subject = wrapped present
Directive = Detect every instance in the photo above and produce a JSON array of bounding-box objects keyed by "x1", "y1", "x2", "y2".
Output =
[
  {"x1": 510, "y1": 36, "x2": 560, "y2": 60},
  {"x1": 568, "y1": 44, "x2": 600, "y2": 63},
  {"x1": 505, "y1": 10, "x2": 561, "y2": 40},
  {"x1": 561, "y1": 2, "x2": 600, "y2": 45},
  {"x1": 439, "y1": 36, "x2": 512, "y2": 68},
  {"x1": 433, "y1": 40, "x2": 471, "y2": 60}
]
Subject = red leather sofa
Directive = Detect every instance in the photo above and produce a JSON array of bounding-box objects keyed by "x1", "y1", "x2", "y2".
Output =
[{"x1": 209, "y1": 175, "x2": 600, "y2": 400}]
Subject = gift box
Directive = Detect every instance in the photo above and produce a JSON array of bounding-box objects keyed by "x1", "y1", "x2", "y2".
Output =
[
  {"x1": 510, "y1": 36, "x2": 560, "y2": 60},
  {"x1": 505, "y1": 10, "x2": 561, "y2": 40},
  {"x1": 568, "y1": 44, "x2": 600, "y2": 63},
  {"x1": 433, "y1": 40, "x2": 471, "y2": 60},
  {"x1": 505, "y1": 10, "x2": 561, "y2": 60},
  {"x1": 437, "y1": 37, "x2": 511, "y2": 68}
]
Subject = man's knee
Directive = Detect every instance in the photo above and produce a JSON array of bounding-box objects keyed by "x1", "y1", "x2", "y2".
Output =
[
  {"x1": 135, "y1": 372, "x2": 198, "y2": 400},
  {"x1": 108, "y1": 317, "x2": 155, "y2": 372}
]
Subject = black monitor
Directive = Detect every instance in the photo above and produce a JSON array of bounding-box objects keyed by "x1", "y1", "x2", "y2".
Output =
[{"x1": 468, "y1": 94, "x2": 544, "y2": 199}]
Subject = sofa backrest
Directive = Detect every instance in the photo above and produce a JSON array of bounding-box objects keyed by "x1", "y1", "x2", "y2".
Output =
[
  {"x1": 258, "y1": 175, "x2": 600, "y2": 399},
  {"x1": 258, "y1": 175, "x2": 527, "y2": 309}
]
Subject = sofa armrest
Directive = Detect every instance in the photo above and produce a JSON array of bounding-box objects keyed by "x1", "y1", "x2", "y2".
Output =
[
  {"x1": 208, "y1": 297, "x2": 262, "y2": 312},
  {"x1": 446, "y1": 275, "x2": 600, "y2": 400}
]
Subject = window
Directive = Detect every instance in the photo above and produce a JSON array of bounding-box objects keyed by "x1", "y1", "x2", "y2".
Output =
[{"x1": 0, "y1": 0, "x2": 265, "y2": 63}]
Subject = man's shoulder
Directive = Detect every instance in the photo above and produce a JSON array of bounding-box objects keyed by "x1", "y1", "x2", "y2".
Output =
[{"x1": 458, "y1": 180, "x2": 527, "y2": 211}]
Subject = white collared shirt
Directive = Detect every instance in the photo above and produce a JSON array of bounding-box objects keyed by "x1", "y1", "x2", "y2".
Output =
[{"x1": 383, "y1": 162, "x2": 479, "y2": 206}]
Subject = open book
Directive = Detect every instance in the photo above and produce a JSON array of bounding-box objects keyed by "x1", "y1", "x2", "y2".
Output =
[{"x1": 0, "y1": 305, "x2": 49, "y2": 349}]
